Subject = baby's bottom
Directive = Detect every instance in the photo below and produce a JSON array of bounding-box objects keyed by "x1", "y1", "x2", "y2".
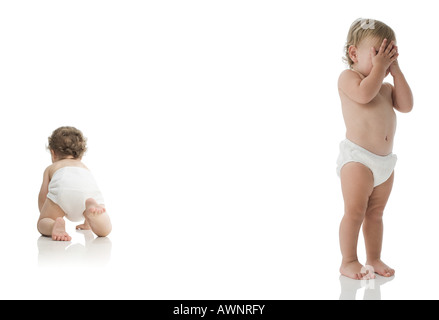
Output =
[
  {"x1": 339, "y1": 162, "x2": 395, "y2": 280},
  {"x1": 38, "y1": 198, "x2": 111, "y2": 241}
]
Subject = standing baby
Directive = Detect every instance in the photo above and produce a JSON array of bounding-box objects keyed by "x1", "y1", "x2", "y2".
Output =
[
  {"x1": 38, "y1": 126, "x2": 112, "y2": 241},
  {"x1": 337, "y1": 19, "x2": 413, "y2": 279}
]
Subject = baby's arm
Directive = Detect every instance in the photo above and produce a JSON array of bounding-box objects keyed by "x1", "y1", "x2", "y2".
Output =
[
  {"x1": 38, "y1": 167, "x2": 50, "y2": 212},
  {"x1": 339, "y1": 39, "x2": 398, "y2": 104},
  {"x1": 338, "y1": 68, "x2": 385, "y2": 104},
  {"x1": 389, "y1": 57, "x2": 413, "y2": 113}
]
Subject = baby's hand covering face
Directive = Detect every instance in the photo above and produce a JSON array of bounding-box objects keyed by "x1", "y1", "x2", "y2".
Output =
[{"x1": 370, "y1": 39, "x2": 399, "y2": 71}]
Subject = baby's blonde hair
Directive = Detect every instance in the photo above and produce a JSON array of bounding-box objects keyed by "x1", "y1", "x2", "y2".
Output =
[{"x1": 343, "y1": 18, "x2": 396, "y2": 68}]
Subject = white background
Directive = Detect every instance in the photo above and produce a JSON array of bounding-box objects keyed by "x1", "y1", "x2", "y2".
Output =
[{"x1": 0, "y1": 0, "x2": 438, "y2": 300}]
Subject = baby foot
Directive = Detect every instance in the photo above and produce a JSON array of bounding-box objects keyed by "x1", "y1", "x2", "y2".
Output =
[
  {"x1": 52, "y1": 217, "x2": 71, "y2": 241},
  {"x1": 84, "y1": 198, "x2": 106, "y2": 218},
  {"x1": 76, "y1": 220, "x2": 91, "y2": 230},
  {"x1": 340, "y1": 260, "x2": 375, "y2": 280},
  {"x1": 366, "y1": 259, "x2": 395, "y2": 277},
  {"x1": 83, "y1": 198, "x2": 111, "y2": 237}
]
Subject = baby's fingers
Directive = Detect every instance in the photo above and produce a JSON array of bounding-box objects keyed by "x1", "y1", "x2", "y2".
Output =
[
  {"x1": 389, "y1": 46, "x2": 398, "y2": 58},
  {"x1": 378, "y1": 38, "x2": 388, "y2": 53},
  {"x1": 385, "y1": 40, "x2": 395, "y2": 54}
]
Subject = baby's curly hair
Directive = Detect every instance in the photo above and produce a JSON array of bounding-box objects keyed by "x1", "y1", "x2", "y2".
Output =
[{"x1": 48, "y1": 126, "x2": 87, "y2": 159}]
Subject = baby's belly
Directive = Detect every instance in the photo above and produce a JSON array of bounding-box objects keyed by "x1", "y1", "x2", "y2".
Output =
[
  {"x1": 344, "y1": 107, "x2": 396, "y2": 155},
  {"x1": 346, "y1": 126, "x2": 395, "y2": 156}
]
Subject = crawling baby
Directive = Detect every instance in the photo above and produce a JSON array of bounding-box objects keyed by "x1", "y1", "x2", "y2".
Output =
[{"x1": 37, "y1": 126, "x2": 112, "y2": 241}]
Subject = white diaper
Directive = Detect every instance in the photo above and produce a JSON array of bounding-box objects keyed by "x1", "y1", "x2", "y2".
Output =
[
  {"x1": 336, "y1": 139, "x2": 397, "y2": 187},
  {"x1": 47, "y1": 167, "x2": 105, "y2": 222}
]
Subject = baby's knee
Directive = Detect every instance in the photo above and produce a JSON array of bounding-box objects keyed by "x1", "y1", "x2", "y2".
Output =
[
  {"x1": 344, "y1": 205, "x2": 367, "y2": 223},
  {"x1": 94, "y1": 224, "x2": 112, "y2": 237},
  {"x1": 365, "y1": 207, "x2": 384, "y2": 221}
]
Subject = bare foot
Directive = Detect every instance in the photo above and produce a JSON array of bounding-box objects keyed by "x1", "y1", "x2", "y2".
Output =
[
  {"x1": 83, "y1": 198, "x2": 111, "y2": 237},
  {"x1": 340, "y1": 260, "x2": 375, "y2": 280},
  {"x1": 76, "y1": 219, "x2": 91, "y2": 230},
  {"x1": 52, "y1": 217, "x2": 71, "y2": 241},
  {"x1": 366, "y1": 259, "x2": 395, "y2": 277},
  {"x1": 84, "y1": 198, "x2": 106, "y2": 218}
]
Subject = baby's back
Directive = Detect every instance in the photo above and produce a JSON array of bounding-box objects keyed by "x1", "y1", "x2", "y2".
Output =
[{"x1": 48, "y1": 159, "x2": 88, "y2": 180}]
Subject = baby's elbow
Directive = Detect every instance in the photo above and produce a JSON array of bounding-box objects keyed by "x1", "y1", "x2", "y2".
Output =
[
  {"x1": 395, "y1": 101, "x2": 414, "y2": 113},
  {"x1": 405, "y1": 103, "x2": 414, "y2": 113},
  {"x1": 399, "y1": 105, "x2": 413, "y2": 113},
  {"x1": 352, "y1": 88, "x2": 375, "y2": 104},
  {"x1": 355, "y1": 94, "x2": 374, "y2": 105}
]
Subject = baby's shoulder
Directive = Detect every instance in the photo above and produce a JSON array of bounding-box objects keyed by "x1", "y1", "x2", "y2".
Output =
[
  {"x1": 338, "y1": 69, "x2": 362, "y2": 94},
  {"x1": 43, "y1": 164, "x2": 56, "y2": 180},
  {"x1": 338, "y1": 69, "x2": 361, "y2": 82}
]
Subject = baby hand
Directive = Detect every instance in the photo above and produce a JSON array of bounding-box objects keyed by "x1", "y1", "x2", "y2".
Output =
[
  {"x1": 389, "y1": 46, "x2": 402, "y2": 76},
  {"x1": 370, "y1": 39, "x2": 399, "y2": 72}
]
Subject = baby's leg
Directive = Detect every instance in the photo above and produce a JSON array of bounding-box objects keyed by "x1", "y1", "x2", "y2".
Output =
[
  {"x1": 38, "y1": 199, "x2": 71, "y2": 241},
  {"x1": 339, "y1": 162, "x2": 374, "y2": 280},
  {"x1": 364, "y1": 172, "x2": 395, "y2": 277},
  {"x1": 83, "y1": 198, "x2": 112, "y2": 237}
]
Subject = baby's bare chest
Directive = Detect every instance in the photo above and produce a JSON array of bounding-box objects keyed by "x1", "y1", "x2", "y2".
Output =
[
  {"x1": 341, "y1": 93, "x2": 396, "y2": 138},
  {"x1": 343, "y1": 88, "x2": 395, "y2": 118},
  {"x1": 370, "y1": 86, "x2": 393, "y2": 107}
]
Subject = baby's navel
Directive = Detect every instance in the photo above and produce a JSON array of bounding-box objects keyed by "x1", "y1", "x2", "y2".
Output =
[{"x1": 385, "y1": 136, "x2": 388, "y2": 141}]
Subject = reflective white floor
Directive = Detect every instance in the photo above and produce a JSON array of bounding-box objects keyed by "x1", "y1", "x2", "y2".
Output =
[
  {"x1": 37, "y1": 231, "x2": 112, "y2": 268},
  {"x1": 1, "y1": 199, "x2": 439, "y2": 300},
  {"x1": 339, "y1": 275, "x2": 394, "y2": 300}
]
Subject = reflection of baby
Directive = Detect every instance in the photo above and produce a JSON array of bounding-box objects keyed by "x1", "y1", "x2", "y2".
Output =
[
  {"x1": 37, "y1": 233, "x2": 112, "y2": 267},
  {"x1": 37, "y1": 127, "x2": 112, "y2": 241}
]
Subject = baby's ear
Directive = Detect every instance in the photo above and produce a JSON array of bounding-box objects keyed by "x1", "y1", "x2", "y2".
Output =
[{"x1": 348, "y1": 45, "x2": 358, "y2": 63}]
